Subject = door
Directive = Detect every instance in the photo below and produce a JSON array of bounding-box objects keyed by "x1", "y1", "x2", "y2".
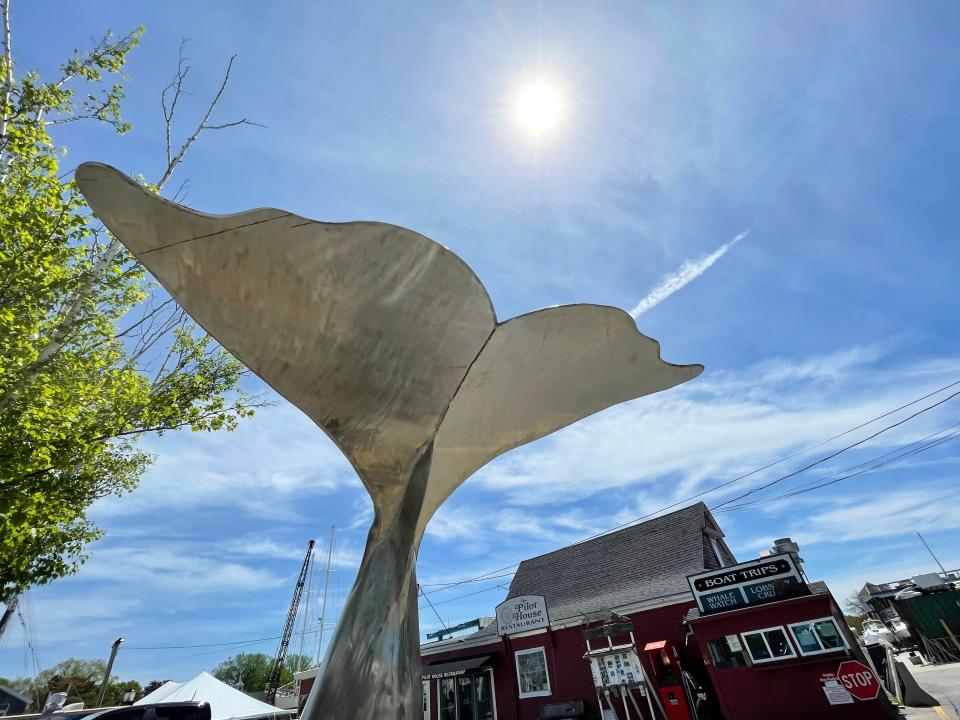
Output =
[
  {"x1": 475, "y1": 671, "x2": 495, "y2": 720},
  {"x1": 437, "y1": 671, "x2": 496, "y2": 720},
  {"x1": 457, "y1": 676, "x2": 475, "y2": 720}
]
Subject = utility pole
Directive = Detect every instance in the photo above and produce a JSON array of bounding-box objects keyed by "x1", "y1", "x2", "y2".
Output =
[
  {"x1": 0, "y1": 594, "x2": 19, "y2": 642},
  {"x1": 917, "y1": 531, "x2": 947, "y2": 574},
  {"x1": 96, "y1": 637, "x2": 125, "y2": 707}
]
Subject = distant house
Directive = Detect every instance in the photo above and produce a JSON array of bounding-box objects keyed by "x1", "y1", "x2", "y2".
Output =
[{"x1": 0, "y1": 685, "x2": 31, "y2": 716}]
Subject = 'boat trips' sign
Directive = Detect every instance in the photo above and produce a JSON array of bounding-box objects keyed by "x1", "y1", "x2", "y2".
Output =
[
  {"x1": 687, "y1": 553, "x2": 806, "y2": 615},
  {"x1": 496, "y1": 595, "x2": 550, "y2": 636}
]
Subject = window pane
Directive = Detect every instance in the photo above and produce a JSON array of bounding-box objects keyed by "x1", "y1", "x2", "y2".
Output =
[
  {"x1": 790, "y1": 623, "x2": 822, "y2": 653},
  {"x1": 476, "y1": 672, "x2": 495, "y2": 720},
  {"x1": 707, "y1": 637, "x2": 746, "y2": 668},
  {"x1": 743, "y1": 633, "x2": 770, "y2": 660},
  {"x1": 457, "y1": 676, "x2": 475, "y2": 718},
  {"x1": 765, "y1": 628, "x2": 793, "y2": 657},
  {"x1": 814, "y1": 620, "x2": 844, "y2": 649},
  {"x1": 517, "y1": 649, "x2": 549, "y2": 694},
  {"x1": 440, "y1": 678, "x2": 456, "y2": 720}
]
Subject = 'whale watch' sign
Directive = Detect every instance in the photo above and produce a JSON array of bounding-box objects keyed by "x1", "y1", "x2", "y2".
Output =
[
  {"x1": 687, "y1": 553, "x2": 806, "y2": 615},
  {"x1": 496, "y1": 595, "x2": 550, "y2": 636}
]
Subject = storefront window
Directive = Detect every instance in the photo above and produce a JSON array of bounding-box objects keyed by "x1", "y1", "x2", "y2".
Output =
[
  {"x1": 475, "y1": 672, "x2": 495, "y2": 720},
  {"x1": 439, "y1": 678, "x2": 457, "y2": 720},
  {"x1": 707, "y1": 635, "x2": 747, "y2": 668},
  {"x1": 740, "y1": 626, "x2": 797, "y2": 664},
  {"x1": 515, "y1": 647, "x2": 551, "y2": 698},
  {"x1": 457, "y1": 676, "x2": 474, "y2": 719},
  {"x1": 788, "y1": 617, "x2": 847, "y2": 656},
  {"x1": 422, "y1": 681, "x2": 431, "y2": 720}
]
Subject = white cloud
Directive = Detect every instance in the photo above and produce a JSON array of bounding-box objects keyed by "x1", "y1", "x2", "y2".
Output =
[
  {"x1": 91, "y1": 402, "x2": 359, "y2": 520},
  {"x1": 472, "y1": 347, "x2": 960, "y2": 513},
  {"x1": 630, "y1": 230, "x2": 748, "y2": 317},
  {"x1": 75, "y1": 544, "x2": 288, "y2": 595},
  {"x1": 752, "y1": 487, "x2": 960, "y2": 547}
]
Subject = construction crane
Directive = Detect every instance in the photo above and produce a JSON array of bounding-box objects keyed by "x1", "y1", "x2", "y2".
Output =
[{"x1": 266, "y1": 539, "x2": 315, "y2": 705}]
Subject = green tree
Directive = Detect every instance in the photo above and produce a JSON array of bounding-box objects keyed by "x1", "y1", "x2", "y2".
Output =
[
  {"x1": 10, "y1": 658, "x2": 110, "y2": 708},
  {"x1": 142, "y1": 679, "x2": 172, "y2": 697},
  {"x1": 0, "y1": 2, "x2": 262, "y2": 599},
  {"x1": 211, "y1": 653, "x2": 312, "y2": 692},
  {"x1": 103, "y1": 679, "x2": 142, "y2": 706}
]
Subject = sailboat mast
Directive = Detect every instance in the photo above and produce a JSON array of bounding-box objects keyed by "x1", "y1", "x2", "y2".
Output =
[{"x1": 315, "y1": 525, "x2": 335, "y2": 664}]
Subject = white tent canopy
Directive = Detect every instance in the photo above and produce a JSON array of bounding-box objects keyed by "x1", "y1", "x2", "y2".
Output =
[{"x1": 135, "y1": 672, "x2": 294, "y2": 720}]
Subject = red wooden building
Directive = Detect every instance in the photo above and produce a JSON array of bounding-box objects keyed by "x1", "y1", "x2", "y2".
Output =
[
  {"x1": 418, "y1": 502, "x2": 896, "y2": 720},
  {"x1": 419, "y1": 503, "x2": 729, "y2": 720}
]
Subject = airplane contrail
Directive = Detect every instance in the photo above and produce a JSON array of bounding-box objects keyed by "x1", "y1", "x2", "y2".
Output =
[{"x1": 630, "y1": 230, "x2": 749, "y2": 318}]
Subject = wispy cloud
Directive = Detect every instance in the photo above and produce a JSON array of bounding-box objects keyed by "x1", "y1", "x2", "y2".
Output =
[
  {"x1": 472, "y1": 347, "x2": 960, "y2": 509},
  {"x1": 630, "y1": 230, "x2": 749, "y2": 317}
]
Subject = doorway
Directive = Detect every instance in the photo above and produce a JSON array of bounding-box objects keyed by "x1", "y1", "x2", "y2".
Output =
[{"x1": 438, "y1": 670, "x2": 496, "y2": 720}]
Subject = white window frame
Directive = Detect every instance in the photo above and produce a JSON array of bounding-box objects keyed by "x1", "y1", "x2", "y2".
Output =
[
  {"x1": 709, "y1": 537, "x2": 728, "y2": 567},
  {"x1": 422, "y1": 679, "x2": 430, "y2": 720},
  {"x1": 787, "y1": 616, "x2": 848, "y2": 656},
  {"x1": 486, "y1": 667, "x2": 499, "y2": 720},
  {"x1": 740, "y1": 625, "x2": 797, "y2": 664},
  {"x1": 515, "y1": 646, "x2": 552, "y2": 698}
]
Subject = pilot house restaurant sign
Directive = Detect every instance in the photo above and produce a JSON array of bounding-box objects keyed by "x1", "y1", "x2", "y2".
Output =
[
  {"x1": 687, "y1": 553, "x2": 806, "y2": 615},
  {"x1": 496, "y1": 595, "x2": 550, "y2": 636}
]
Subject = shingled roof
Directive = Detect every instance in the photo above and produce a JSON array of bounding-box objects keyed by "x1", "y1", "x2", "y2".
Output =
[
  {"x1": 503, "y1": 502, "x2": 732, "y2": 625},
  {"x1": 421, "y1": 502, "x2": 734, "y2": 653}
]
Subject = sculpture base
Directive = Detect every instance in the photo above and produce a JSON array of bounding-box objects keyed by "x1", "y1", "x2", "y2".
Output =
[{"x1": 301, "y1": 446, "x2": 431, "y2": 720}]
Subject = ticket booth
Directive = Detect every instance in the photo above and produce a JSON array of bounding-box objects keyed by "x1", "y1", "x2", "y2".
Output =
[{"x1": 686, "y1": 555, "x2": 897, "y2": 720}]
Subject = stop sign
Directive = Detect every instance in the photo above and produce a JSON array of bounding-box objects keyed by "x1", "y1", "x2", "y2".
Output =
[{"x1": 837, "y1": 660, "x2": 880, "y2": 700}]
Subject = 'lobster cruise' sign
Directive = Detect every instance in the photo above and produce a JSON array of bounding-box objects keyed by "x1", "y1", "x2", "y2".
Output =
[
  {"x1": 687, "y1": 553, "x2": 807, "y2": 615},
  {"x1": 496, "y1": 595, "x2": 550, "y2": 636}
]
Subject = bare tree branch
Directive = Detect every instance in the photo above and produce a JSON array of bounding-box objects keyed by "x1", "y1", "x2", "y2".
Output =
[
  {"x1": 0, "y1": 40, "x2": 260, "y2": 416},
  {"x1": 156, "y1": 51, "x2": 262, "y2": 191},
  {"x1": 161, "y1": 38, "x2": 190, "y2": 171}
]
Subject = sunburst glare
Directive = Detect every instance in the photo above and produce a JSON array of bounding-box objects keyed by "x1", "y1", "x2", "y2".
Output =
[{"x1": 512, "y1": 76, "x2": 566, "y2": 140}]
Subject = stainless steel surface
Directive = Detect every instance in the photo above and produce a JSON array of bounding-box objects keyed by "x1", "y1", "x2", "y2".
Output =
[{"x1": 76, "y1": 162, "x2": 703, "y2": 720}]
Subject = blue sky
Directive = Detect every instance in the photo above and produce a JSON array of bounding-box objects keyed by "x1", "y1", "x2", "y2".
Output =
[{"x1": 3, "y1": 1, "x2": 960, "y2": 684}]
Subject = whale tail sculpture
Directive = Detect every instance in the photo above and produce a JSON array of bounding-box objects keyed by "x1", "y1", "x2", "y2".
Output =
[{"x1": 76, "y1": 162, "x2": 702, "y2": 719}]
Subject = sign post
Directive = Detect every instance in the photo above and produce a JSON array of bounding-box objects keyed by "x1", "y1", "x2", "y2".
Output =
[{"x1": 836, "y1": 660, "x2": 880, "y2": 701}]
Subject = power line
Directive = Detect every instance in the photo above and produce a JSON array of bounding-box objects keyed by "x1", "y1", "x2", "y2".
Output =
[
  {"x1": 710, "y1": 388, "x2": 960, "y2": 510},
  {"x1": 418, "y1": 581, "x2": 511, "y2": 610},
  {"x1": 419, "y1": 422, "x2": 959, "y2": 611},
  {"x1": 419, "y1": 424, "x2": 956, "y2": 608},
  {"x1": 126, "y1": 622, "x2": 323, "y2": 651},
  {"x1": 717, "y1": 427, "x2": 960, "y2": 511},
  {"x1": 419, "y1": 572, "x2": 516, "y2": 590},
  {"x1": 417, "y1": 377, "x2": 960, "y2": 594},
  {"x1": 126, "y1": 636, "x2": 284, "y2": 650},
  {"x1": 418, "y1": 585, "x2": 448, "y2": 632},
  {"x1": 716, "y1": 421, "x2": 960, "y2": 510}
]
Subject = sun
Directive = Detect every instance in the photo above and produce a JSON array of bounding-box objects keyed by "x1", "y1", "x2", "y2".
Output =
[{"x1": 512, "y1": 77, "x2": 566, "y2": 139}]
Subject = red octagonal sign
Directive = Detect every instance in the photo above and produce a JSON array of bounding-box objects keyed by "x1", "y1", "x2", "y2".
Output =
[{"x1": 837, "y1": 660, "x2": 880, "y2": 701}]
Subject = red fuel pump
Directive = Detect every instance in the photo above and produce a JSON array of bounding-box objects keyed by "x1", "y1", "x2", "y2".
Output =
[{"x1": 643, "y1": 640, "x2": 693, "y2": 720}]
